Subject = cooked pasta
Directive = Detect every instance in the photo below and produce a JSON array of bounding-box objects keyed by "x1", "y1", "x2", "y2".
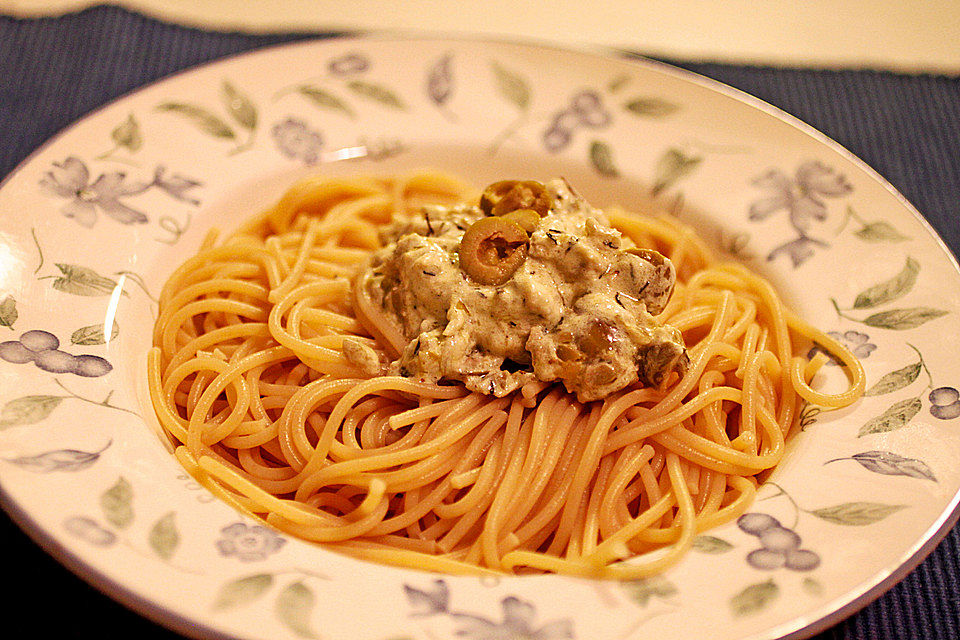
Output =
[{"x1": 147, "y1": 171, "x2": 864, "y2": 578}]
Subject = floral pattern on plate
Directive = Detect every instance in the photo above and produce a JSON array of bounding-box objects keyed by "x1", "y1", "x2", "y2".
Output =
[{"x1": 0, "y1": 35, "x2": 958, "y2": 640}]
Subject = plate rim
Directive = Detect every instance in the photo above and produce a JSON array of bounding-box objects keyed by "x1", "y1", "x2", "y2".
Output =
[{"x1": 1, "y1": 30, "x2": 958, "y2": 640}]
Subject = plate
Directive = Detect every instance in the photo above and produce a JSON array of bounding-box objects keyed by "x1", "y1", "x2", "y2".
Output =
[{"x1": 1, "y1": 35, "x2": 959, "y2": 640}]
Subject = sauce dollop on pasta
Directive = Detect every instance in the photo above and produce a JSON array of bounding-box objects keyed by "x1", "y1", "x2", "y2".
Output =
[{"x1": 353, "y1": 178, "x2": 686, "y2": 401}]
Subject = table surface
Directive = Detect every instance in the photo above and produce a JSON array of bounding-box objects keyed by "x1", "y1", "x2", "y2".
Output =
[
  {"x1": 0, "y1": 5, "x2": 958, "y2": 639},
  {"x1": 5, "y1": 0, "x2": 960, "y2": 74}
]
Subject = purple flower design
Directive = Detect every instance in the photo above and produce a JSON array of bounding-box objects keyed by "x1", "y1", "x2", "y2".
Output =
[
  {"x1": 404, "y1": 580, "x2": 573, "y2": 639},
  {"x1": 40, "y1": 157, "x2": 150, "y2": 227},
  {"x1": 215, "y1": 522, "x2": 286, "y2": 561},
  {"x1": 738, "y1": 513, "x2": 820, "y2": 572},
  {"x1": 328, "y1": 52, "x2": 370, "y2": 76},
  {"x1": 569, "y1": 90, "x2": 610, "y2": 128},
  {"x1": 451, "y1": 596, "x2": 574, "y2": 640},
  {"x1": 749, "y1": 161, "x2": 852, "y2": 267},
  {"x1": 750, "y1": 161, "x2": 851, "y2": 229},
  {"x1": 541, "y1": 90, "x2": 611, "y2": 154},
  {"x1": 151, "y1": 166, "x2": 203, "y2": 206},
  {"x1": 358, "y1": 136, "x2": 406, "y2": 161},
  {"x1": 404, "y1": 579, "x2": 450, "y2": 616},
  {"x1": 542, "y1": 125, "x2": 572, "y2": 153},
  {"x1": 272, "y1": 118, "x2": 323, "y2": 165},
  {"x1": 929, "y1": 387, "x2": 960, "y2": 420},
  {"x1": 766, "y1": 235, "x2": 831, "y2": 269},
  {"x1": 808, "y1": 330, "x2": 876, "y2": 366}
]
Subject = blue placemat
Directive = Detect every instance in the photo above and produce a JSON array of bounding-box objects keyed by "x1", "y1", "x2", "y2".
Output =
[{"x1": 1, "y1": 5, "x2": 958, "y2": 639}]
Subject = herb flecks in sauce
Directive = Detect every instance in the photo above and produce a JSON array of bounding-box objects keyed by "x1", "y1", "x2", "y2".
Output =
[{"x1": 354, "y1": 179, "x2": 686, "y2": 401}]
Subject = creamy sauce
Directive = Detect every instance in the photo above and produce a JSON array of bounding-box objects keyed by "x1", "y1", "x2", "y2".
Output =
[{"x1": 353, "y1": 179, "x2": 687, "y2": 401}]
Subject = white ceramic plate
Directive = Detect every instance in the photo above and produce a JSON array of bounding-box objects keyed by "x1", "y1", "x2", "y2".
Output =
[{"x1": 1, "y1": 35, "x2": 959, "y2": 640}]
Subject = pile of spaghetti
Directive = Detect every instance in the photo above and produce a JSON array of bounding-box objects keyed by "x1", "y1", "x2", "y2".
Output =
[{"x1": 148, "y1": 171, "x2": 863, "y2": 578}]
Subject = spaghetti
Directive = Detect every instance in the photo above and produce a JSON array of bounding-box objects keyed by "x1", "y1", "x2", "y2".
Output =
[{"x1": 148, "y1": 171, "x2": 864, "y2": 578}]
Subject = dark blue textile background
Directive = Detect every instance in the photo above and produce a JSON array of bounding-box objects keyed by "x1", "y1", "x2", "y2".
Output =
[{"x1": 0, "y1": 5, "x2": 957, "y2": 639}]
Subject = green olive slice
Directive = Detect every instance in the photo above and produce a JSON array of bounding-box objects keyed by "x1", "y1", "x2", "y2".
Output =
[
  {"x1": 459, "y1": 217, "x2": 529, "y2": 285},
  {"x1": 580, "y1": 319, "x2": 616, "y2": 357},
  {"x1": 499, "y1": 208, "x2": 540, "y2": 233},
  {"x1": 479, "y1": 180, "x2": 551, "y2": 217},
  {"x1": 479, "y1": 180, "x2": 516, "y2": 215}
]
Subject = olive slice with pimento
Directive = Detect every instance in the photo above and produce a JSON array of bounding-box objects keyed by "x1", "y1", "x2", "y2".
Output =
[
  {"x1": 479, "y1": 180, "x2": 551, "y2": 217},
  {"x1": 458, "y1": 216, "x2": 530, "y2": 285}
]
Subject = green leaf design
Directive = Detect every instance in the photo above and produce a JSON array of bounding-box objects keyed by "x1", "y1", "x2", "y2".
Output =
[
  {"x1": 111, "y1": 114, "x2": 142, "y2": 152},
  {"x1": 213, "y1": 574, "x2": 274, "y2": 611},
  {"x1": 652, "y1": 148, "x2": 701, "y2": 195},
  {"x1": 100, "y1": 476, "x2": 134, "y2": 529},
  {"x1": 691, "y1": 535, "x2": 734, "y2": 554},
  {"x1": 862, "y1": 307, "x2": 948, "y2": 330},
  {"x1": 590, "y1": 140, "x2": 619, "y2": 177},
  {"x1": 0, "y1": 395, "x2": 64, "y2": 428},
  {"x1": 221, "y1": 81, "x2": 257, "y2": 130},
  {"x1": 620, "y1": 575, "x2": 677, "y2": 607},
  {"x1": 810, "y1": 502, "x2": 906, "y2": 526},
  {"x1": 607, "y1": 73, "x2": 631, "y2": 93},
  {"x1": 345, "y1": 80, "x2": 406, "y2": 110},
  {"x1": 864, "y1": 362, "x2": 922, "y2": 396},
  {"x1": 296, "y1": 85, "x2": 355, "y2": 118},
  {"x1": 855, "y1": 221, "x2": 910, "y2": 242},
  {"x1": 489, "y1": 61, "x2": 530, "y2": 111},
  {"x1": 624, "y1": 97, "x2": 679, "y2": 118},
  {"x1": 156, "y1": 102, "x2": 236, "y2": 139},
  {"x1": 721, "y1": 231, "x2": 753, "y2": 258},
  {"x1": 730, "y1": 579, "x2": 779, "y2": 616},
  {"x1": 148, "y1": 512, "x2": 179, "y2": 560},
  {"x1": 275, "y1": 582, "x2": 318, "y2": 638},
  {"x1": 71, "y1": 320, "x2": 120, "y2": 346},
  {"x1": 0, "y1": 295, "x2": 17, "y2": 329},
  {"x1": 859, "y1": 396, "x2": 922, "y2": 436},
  {"x1": 51, "y1": 263, "x2": 121, "y2": 297},
  {"x1": 853, "y1": 257, "x2": 919, "y2": 309},
  {"x1": 801, "y1": 577, "x2": 824, "y2": 597}
]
